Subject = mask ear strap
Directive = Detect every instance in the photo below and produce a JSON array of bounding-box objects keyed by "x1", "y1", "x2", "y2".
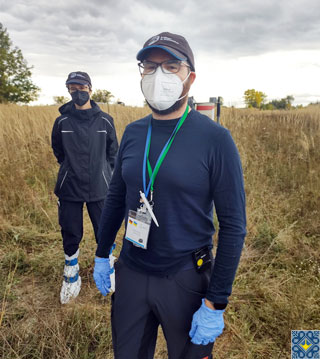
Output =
[
  {"x1": 177, "y1": 92, "x2": 188, "y2": 101},
  {"x1": 177, "y1": 71, "x2": 192, "y2": 101},
  {"x1": 181, "y1": 70, "x2": 192, "y2": 84}
]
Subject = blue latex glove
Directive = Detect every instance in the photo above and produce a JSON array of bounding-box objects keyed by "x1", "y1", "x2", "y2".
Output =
[
  {"x1": 93, "y1": 257, "x2": 111, "y2": 296},
  {"x1": 189, "y1": 298, "x2": 225, "y2": 345}
]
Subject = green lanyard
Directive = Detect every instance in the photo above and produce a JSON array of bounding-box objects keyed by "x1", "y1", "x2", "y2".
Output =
[{"x1": 144, "y1": 105, "x2": 189, "y2": 197}]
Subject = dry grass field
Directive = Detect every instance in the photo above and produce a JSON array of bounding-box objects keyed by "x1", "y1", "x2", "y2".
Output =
[{"x1": 0, "y1": 103, "x2": 319, "y2": 359}]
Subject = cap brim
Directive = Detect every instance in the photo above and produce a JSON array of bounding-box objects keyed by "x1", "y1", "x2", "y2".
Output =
[
  {"x1": 66, "y1": 79, "x2": 90, "y2": 86},
  {"x1": 136, "y1": 45, "x2": 187, "y2": 62}
]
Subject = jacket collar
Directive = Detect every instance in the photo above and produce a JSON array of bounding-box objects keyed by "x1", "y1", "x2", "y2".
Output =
[{"x1": 59, "y1": 100, "x2": 102, "y2": 120}]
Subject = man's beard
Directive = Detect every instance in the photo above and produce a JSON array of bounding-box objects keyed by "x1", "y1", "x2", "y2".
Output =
[
  {"x1": 146, "y1": 79, "x2": 191, "y2": 116},
  {"x1": 146, "y1": 96, "x2": 187, "y2": 115}
]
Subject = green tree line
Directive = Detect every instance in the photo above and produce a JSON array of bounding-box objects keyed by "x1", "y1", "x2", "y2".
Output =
[{"x1": 244, "y1": 89, "x2": 295, "y2": 110}]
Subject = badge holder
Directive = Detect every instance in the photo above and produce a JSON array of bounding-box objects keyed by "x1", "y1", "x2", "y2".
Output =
[
  {"x1": 125, "y1": 190, "x2": 159, "y2": 250},
  {"x1": 125, "y1": 205, "x2": 152, "y2": 249}
]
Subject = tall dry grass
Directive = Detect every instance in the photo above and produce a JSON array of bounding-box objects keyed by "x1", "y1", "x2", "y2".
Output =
[{"x1": 0, "y1": 103, "x2": 319, "y2": 359}]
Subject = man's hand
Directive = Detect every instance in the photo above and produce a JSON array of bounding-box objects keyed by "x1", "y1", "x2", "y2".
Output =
[
  {"x1": 93, "y1": 257, "x2": 111, "y2": 296},
  {"x1": 189, "y1": 298, "x2": 225, "y2": 345}
]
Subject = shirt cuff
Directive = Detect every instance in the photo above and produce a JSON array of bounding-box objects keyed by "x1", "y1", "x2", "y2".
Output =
[{"x1": 213, "y1": 303, "x2": 228, "y2": 310}]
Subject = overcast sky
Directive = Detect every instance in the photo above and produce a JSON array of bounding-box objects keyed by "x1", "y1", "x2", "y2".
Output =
[{"x1": 1, "y1": 0, "x2": 320, "y2": 107}]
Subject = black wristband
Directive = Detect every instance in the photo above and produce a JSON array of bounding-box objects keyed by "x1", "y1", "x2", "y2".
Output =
[{"x1": 213, "y1": 303, "x2": 227, "y2": 310}]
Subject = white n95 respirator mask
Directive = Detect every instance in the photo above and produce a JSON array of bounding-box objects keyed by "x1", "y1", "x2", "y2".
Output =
[{"x1": 141, "y1": 68, "x2": 191, "y2": 111}]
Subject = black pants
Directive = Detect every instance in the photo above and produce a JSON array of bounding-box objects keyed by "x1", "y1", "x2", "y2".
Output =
[
  {"x1": 111, "y1": 259, "x2": 214, "y2": 359},
  {"x1": 58, "y1": 200, "x2": 104, "y2": 256}
]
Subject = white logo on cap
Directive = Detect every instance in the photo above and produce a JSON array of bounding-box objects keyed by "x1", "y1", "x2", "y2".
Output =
[
  {"x1": 160, "y1": 36, "x2": 179, "y2": 44},
  {"x1": 148, "y1": 35, "x2": 179, "y2": 46},
  {"x1": 148, "y1": 35, "x2": 160, "y2": 45},
  {"x1": 70, "y1": 72, "x2": 86, "y2": 79}
]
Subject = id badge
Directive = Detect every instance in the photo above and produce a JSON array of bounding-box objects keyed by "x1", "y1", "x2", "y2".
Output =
[{"x1": 125, "y1": 207, "x2": 151, "y2": 249}]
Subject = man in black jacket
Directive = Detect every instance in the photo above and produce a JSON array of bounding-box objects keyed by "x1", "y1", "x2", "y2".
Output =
[{"x1": 51, "y1": 71, "x2": 118, "y2": 304}]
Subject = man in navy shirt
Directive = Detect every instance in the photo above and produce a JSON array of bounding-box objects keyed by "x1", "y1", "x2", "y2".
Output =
[{"x1": 93, "y1": 32, "x2": 246, "y2": 359}]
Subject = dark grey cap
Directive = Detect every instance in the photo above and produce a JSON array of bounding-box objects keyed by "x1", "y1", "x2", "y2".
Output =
[
  {"x1": 136, "y1": 32, "x2": 195, "y2": 72},
  {"x1": 66, "y1": 71, "x2": 92, "y2": 87}
]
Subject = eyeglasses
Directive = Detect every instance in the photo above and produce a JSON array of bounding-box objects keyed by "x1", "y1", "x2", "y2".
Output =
[{"x1": 138, "y1": 60, "x2": 190, "y2": 75}]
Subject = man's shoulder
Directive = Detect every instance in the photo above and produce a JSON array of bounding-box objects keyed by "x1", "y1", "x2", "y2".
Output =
[
  {"x1": 99, "y1": 111, "x2": 113, "y2": 120},
  {"x1": 188, "y1": 109, "x2": 229, "y2": 137},
  {"x1": 125, "y1": 114, "x2": 151, "y2": 132},
  {"x1": 54, "y1": 113, "x2": 71, "y2": 126},
  {"x1": 98, "y1": 111, "x2": 115, "y2": 128}
]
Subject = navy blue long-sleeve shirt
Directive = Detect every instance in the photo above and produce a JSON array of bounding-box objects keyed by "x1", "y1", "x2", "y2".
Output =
[{"x1": 96, "y1": 108, "x2": 246, "y2": 304}]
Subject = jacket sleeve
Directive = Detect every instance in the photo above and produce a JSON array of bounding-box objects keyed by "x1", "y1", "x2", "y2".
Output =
[
  {"x1": 106, "y1": 116, "x2": 119, "y2": 171},
  {"x1": 51, "y1": 119, "x2": 64, "y2": 164},
  {"x1": 206, "y1": 130, "x2": 246, "y2": 305},
  {"x1": 96, "y1": 129, "x2": 127, "y2": 257}
]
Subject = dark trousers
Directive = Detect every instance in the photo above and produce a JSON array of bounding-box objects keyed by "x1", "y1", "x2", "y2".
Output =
[
  {"x1": 58, "y1": 200, "x2": 104, "y2": 256},
  {"x1": 111, "y1": 259, "x2": 214, "y2": 359}
]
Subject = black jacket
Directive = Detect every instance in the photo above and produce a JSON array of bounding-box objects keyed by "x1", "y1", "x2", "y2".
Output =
[{"x1": 51, "y1": 100, "x2": 118, "y2": 202}]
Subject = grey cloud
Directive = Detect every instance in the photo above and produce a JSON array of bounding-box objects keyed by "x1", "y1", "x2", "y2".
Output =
[
  {"x1": 178, "y1": 0, "x2": 320, "y2": 56},
  {"x1": 1, "y1": 0, "x2": 320, "y2": 77}
]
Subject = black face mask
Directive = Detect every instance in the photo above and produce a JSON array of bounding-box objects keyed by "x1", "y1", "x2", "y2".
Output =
[{"x1": 71, "y1": 90, "x2": 90, "y2": 106}]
